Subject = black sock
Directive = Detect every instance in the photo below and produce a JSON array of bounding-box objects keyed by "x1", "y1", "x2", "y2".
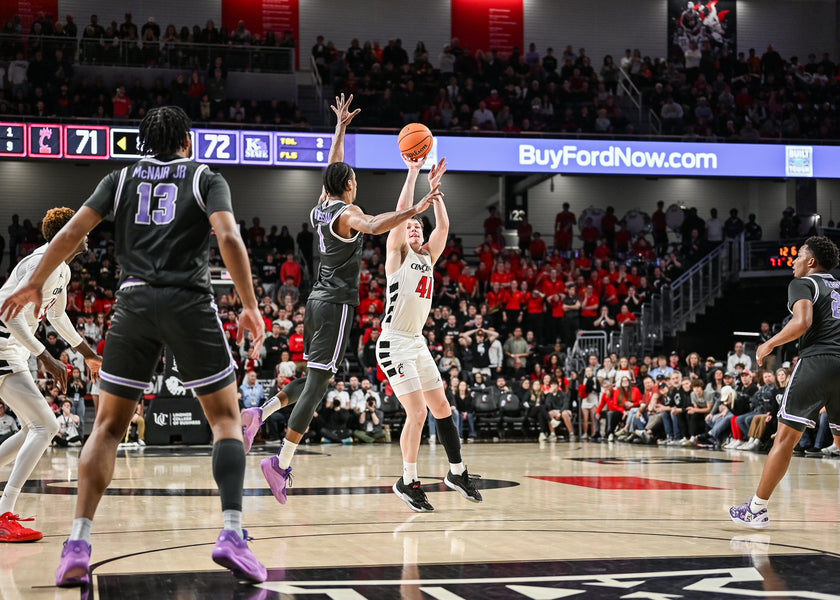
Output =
[
  {"x1": 212, "y1": 438, "x2": 245, "y2": 512},
  {"x1": 435, "y1": 416, "x2": 463, "y2": 464}
]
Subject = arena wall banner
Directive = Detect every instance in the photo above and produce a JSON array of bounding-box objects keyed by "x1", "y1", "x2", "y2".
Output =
[
  {"x1": 450, "y1": 0, "x2": 523, "y2": 60},
  {"x1": 668, "y1": 0, "x2": 736, "y2": 63},
  {"x1": 0, "y1": 0, "x2": 59, "y2": 33},
  {"x1": 350, "y1": 134, "x2": 834, "y2": 179},
  {"x1": 221, "y1": 0, "x2": 299, "y2": 67}
]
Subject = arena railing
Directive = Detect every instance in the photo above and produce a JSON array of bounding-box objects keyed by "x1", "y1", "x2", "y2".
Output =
[{"x1": 0, "y1": 33, "x2": 294, "y2": 74}]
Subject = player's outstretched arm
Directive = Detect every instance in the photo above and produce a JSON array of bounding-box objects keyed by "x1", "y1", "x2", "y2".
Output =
[
  {"x1": 387, "y1": 155, "x2": 427, "y2": 255},
  {"x1": 421, "y1": 158, "x2": 449, "y2": 263},
  {"x1": 0, "y1": 207, "x2": 102, "y2": 322},
  {"x1": 343, "y1": 185, "x2": 442, "y2": 236},
  {"x1": 327, "y1": 93, "x2": 360, "y2": 165},
  {"x1": 209, "y1": 210, "x2": 265, "y2": 358}
]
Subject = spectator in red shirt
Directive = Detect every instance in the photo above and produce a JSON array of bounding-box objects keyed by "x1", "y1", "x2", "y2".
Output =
[
  {"x1": 596, "y1": 380, "x2": 625, "y2": 440},
  {"x1": 222, "y1": 310, "x2": 238, "y2": 341},
  {"x1": 580, "y1": 217, "x2": 600, "y2": 256},
  {"x1": 112, "y1": 85, "x2": 132, "y2": 118},
  {"x1": 288, "y1": 322, "x2": 305, "y2": 366},
  {"x1": 280, "y1": 252, "x2": 302, "y2": 287},
  {"x1": 580, "y1": 284, "x2": 600, "y2": 327},
  {"x1": 458, "y1": 265, "x2": 477, "y2": 301},
  {"x1": 616, "y1": 303, "x2": 638, "y2": 325},
  {"x1": 601, "y1": 206, "x2": 618, "y2": 249},
  {"x1": 484, "y1": 88, "x2": 505, "y2": 113},
  {"x1": 555, "y1": 202, "x2": 576, "y2": 235},
  {"x1": 445, "y1": 253, "x2": 465, "y2": 282},
  {"x1": 529, "y1": 232, "x2": 547, "y2": 262},
  {"x1": 593, "y1": 238, "x2": 612, "y2": 261},
  {"x1": 525, "y1": 286, "x2": 546, "y2": 343},
  {"x1": 600, "y1": 275, "x2": 619, "y2": 310},
  {"x1": 358, "y1": 289, "x2": 384, "y2": 317},
  {"x1": 484, "y1": 206, "x2": 503, "y2": 246}
]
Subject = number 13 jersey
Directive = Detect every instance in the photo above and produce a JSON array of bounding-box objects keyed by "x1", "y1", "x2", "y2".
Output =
[{"x1": 382, "y1": 248, "x2": 433, "y2": 335}]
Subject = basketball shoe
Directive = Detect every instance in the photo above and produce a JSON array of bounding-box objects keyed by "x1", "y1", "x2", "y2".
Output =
[
  {"x1": 55, "y1": 539, "x2": 91, "y2": 586},
  {"x1": 212, "y1": 529, "x2": 267, "y2": 583},
  {"x1": 729, "y1": 501, "x2": 770, "y2": 529},
  {"x1": 260, "y1": 456, "x2": 292, "y2": 504},
  {"x1": 393, "y1": 478, "x2": 434, "y2": 512},
  {"x1": 0, "y1": 512, "x2": 43, "y2": 542},
  {"x1": 444, "y1": 468, "x2": 483, "y2": 502},
  {"x1": 241, "y1": 407, "x2": 263, "y2": 454}
]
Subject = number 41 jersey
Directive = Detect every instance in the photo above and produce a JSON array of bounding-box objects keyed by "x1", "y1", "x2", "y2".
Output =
[
  {"x1": 84, "y1": 155, "x2": 233, "y2": 294},
  {"x1": 788, "y1": 273, "x2": 840, "y2": 357},
  {"x1": 382, "y1": 248, "x2": 434, "y2": 335}
]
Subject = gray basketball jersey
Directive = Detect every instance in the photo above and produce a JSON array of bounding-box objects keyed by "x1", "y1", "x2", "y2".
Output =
[{"x1": 308, "y1": 199, "x2": 363, "y2": 306}]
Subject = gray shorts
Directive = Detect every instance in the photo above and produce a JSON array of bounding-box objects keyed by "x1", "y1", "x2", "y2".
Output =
[
  {"x1": 303, "y1": 299, "x2": 353, "y2": 373},
  {"x1": 100, "y1": 285, "x2": 235, "y2": 401},
  {"x1": 778, "y1": 354, "x2": 840, "y2": 432}
]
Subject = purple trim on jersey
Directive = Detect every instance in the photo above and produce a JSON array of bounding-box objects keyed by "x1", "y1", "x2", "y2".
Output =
[
  {"x1": 777, "y1": 359, "x2": 816, "y2": 428},
  {"x1": 182, "y1": 363, "x2": 235, "y2": 389},
  {"x1": 100, "y1": 370, "x2": 150, "y2": 389}
]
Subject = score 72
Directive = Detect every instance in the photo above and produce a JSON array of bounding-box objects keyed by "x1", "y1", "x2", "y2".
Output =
[{"x1": 203, "y1": 133, "x2": 231, "y2": 159}]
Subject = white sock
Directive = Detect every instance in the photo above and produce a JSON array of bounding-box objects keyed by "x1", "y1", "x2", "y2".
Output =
[
  {"x1": 223, "y1": 509, "x2": 243, "y2": 538},
  {"x1": 69, "y1": 517, "x2": 93, "y2": 543},
  {"x1": 277, "y1": 439, "x2": 298, "y2": 470},
  {"x1": 403, "y1": 462, "x2": 418, "y2": 485},
  {"x1": 750, "y1": 495, "x2": 769, "y2": 513},
  {"x1": 0, "y1": 484, "x2": 21, "y2": 515},
  {"x1": 260, "y1": 396, "x2": 283, "y2": 418},
  {"x1": 449, "y1": 462, "x2": 466, "y2": 476}
]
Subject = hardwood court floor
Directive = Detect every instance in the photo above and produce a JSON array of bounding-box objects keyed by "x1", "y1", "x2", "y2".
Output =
[{"x1": 3, "y1": 439, "x2": 840, "y2": 599}]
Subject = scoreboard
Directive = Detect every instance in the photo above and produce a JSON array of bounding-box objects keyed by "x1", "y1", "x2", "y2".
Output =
[{"x1": 0, "y1": 122, "x2": 333, "y2": 168}]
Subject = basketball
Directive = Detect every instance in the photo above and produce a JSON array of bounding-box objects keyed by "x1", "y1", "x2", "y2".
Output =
[{"x1": 398, "y1": 123, "x2": 433, "y2": 160}]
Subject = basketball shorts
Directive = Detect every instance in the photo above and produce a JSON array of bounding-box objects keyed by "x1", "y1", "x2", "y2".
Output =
[
  {"x1": 376, "y1": 329, "x2": 442, "y2": 396},
  {"x1": 100, "y1": 285, "x2": 235, "y2": 401},
  {"x1": 303, "y1": 299, "x2": 353, "y2": 373},
  {"x1": 777, "y1": 354, "x2": 840, "y2": 433}
]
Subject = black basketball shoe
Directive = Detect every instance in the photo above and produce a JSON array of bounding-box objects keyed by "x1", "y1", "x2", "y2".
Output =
[
  {"x1": 444, "y1": 468, "x2": 483, "y2": 502},
  {"x1": 393, "y1": 478, "x2": 434, "y2": 512}
]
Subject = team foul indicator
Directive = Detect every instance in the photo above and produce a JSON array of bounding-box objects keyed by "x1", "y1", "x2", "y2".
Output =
[
  {"x1": 0, "y1": 123, "x2": 26, "y2": 156},
  {"x1": 398, "y1": 123, "x2": 433, "y2": 160}
]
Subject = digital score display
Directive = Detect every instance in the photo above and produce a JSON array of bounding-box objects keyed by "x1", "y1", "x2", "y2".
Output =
[
  {"x1": 111, "y1": 127, "x2": 143, "y2": 159},
  {"x1": 195, "y1": 129, "x2": 241, "y2": 164},
  {"x1": 769, "y1": 244, "x2": 799, "y2": 268},
  {"x1": 27, "y1": 124, "x2": 62, "y2": 158},
  {"x1": 0, "y1": 123, "x2": 26, "y2": 156},
  {"x1": 275, "y1": 133, "x2": 332, "y2": 166},
  {"x1": 65, "y1": 125, "x2": 110, "y2": 159}
]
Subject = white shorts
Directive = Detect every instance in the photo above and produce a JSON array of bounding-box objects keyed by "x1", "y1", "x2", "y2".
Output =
[
  {"x1": 581, "y1": 394, "x2": 599, "y2": 410},
  {"x1": 376, "y1": 330, "x2": 443, "y2": 396}
]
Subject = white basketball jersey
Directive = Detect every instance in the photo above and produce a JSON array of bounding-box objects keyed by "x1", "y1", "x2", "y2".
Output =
[
  {"x1": 0, "y1": 246, "x2": 72, "y2": 367},
  {"x1": 382, "y1": 248, "x2": 433, "y2": 335}
]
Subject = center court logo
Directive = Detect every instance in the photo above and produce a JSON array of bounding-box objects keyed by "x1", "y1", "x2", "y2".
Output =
[{"x1": 785, "y1": 146, "x2": 813, "y2": 177}]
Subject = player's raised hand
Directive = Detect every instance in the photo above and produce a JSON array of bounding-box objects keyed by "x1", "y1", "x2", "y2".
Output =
[
  {"x1": 237, "y1": 306, "x2": 266, "y2": 360},
  {"x1": 0, "y1": 281, "x2": 42, "y2": 322},
  {"x1": 402, "y1": 153, "x2": 427, "y2": 171},
  {"x1": 331, "y1": 93, "x2": 361, "y2": 127},
  {"x1": 427, "y1": 158, "x2": 448, "y2": 189},
  {"x1": 414, "y1": 185, "x2": 444, "y2": 214}
]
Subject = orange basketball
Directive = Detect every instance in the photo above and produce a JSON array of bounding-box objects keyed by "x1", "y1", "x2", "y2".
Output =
[{"x1": 398, "y1": 123, "x2": 433, "y2": 160}]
